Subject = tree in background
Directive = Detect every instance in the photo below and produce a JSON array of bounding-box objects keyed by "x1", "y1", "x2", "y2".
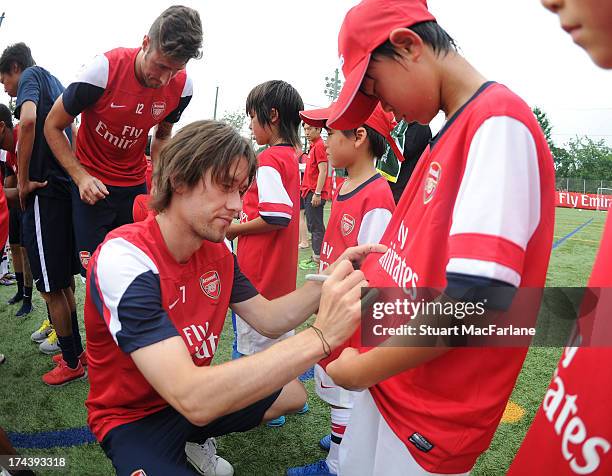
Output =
[
  {"x1": 553, "y1": 145, "x2": 573, "y2": 178},
  {"x1": 533, "y1": 106, "x2": 554, "y2": 151},
  {"x1": 220, "y1": 109, "x2": 246, "y2": 133},
  {"x1": 564, "y1": 136, "x2": 612, "y2": 179},
  {"x1": 532, "y1": 106, "x2": 612, "y2": 183},
  {"x1": 533, "y1": 106, "x2": 574, "y2": 174}
]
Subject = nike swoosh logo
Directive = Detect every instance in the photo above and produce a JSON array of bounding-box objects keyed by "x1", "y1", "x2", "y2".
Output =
[
  {"x1": 169, "y1": 297, "x2": 180, "y2": 310},
  {"x1": 320, "y1": 382, "x2": 336, "y2": 389},
  {"x1": 110, "y1": 103, "x2": 126, "y2": 108}
]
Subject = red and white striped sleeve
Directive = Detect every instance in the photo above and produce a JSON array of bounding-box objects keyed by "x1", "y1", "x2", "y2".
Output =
[{"x1": 447, "y1": 116, "x2": 541, "y2": 287}]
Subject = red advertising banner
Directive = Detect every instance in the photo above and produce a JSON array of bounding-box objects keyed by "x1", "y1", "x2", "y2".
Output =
[{"x1": 556, "y1": 191, "x2": 612, "y2": 211}]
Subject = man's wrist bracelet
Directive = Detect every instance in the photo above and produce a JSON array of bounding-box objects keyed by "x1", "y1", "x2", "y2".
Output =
[{"x1": 310, "y1": 325, "x2": 331, "y2": 357}]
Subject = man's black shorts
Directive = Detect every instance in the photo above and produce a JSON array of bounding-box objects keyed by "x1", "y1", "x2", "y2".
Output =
[
  {"x1": 21, "y1": 193, "x2": 79, "y2": 293},
  {"x1": 101, "y1": 390, "x2": 281, "y2": 476},
  {"x1": 71, "y1": 182, "x2": 146, "y2": 276}
]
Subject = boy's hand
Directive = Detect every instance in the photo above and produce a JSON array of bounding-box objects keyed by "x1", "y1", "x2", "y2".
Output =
[
  {"x1": 327, "y1": 347, "x2": 365, "y2": 391},
  {"x1": 18, "y1": 179, "x2": 48, "y2": 210},
  {"x1": 311, "y1": 194, "x2": 322, "y2": 207}
]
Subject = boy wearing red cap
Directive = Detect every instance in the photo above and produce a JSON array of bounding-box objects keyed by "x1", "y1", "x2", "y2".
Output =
[
  {"x1": 287, "y1": 104, "x2": 398, "y2": 476},
  {"x1": 324, "y1": 1, "x2": 555, "y2": 474},
  {"x1": 299, "y1": 123, "x2": 331, "y2": 270},
  {"x1": 507, "y1": 1, "x2": 612, "y2": 475}
]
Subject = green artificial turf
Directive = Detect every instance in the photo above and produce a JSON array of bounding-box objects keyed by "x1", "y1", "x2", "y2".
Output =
[{"x1": 0, "y1": 206, "x2": 605, "y2": 475}]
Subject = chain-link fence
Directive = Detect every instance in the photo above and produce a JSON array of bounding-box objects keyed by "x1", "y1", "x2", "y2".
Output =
[{"x1": 556, "y1": 177, "x2": 612, "y2": 194}]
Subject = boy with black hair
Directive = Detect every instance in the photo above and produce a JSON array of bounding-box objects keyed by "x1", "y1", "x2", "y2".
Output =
[
  {"x1": 508, "y1": 1, "x2": 612, "y2": 474},
  {"x1": 227, "y1": 80, "x2": 307, "y2": 426},
  {"x1": 324, "y1": 1, "x2": 555, "y2": 474},
  {"x1": 299, "y1": 123, "x2": 330, "y2": 270},
  {"x1": 0, "y1": 104, "x2": 33, "y2": 317},
  {"x1": 0, "y1": 42, "x2": 83, "y2": 384},
  {"x1": 288, "y1": 103, "x2": 398, "y2": 476}
]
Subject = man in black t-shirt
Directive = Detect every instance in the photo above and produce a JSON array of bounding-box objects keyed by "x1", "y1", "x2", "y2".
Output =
[
  {"x1": 388, "y1": 122, "x2": 432, "y2": 204},
  {"x1": 0, "y1": 42, "x2": 83, "y2": 386}
]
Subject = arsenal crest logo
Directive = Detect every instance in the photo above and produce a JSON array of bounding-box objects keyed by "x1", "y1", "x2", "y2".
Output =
[
  {"x1": 423, "y1": 161, "x2": 442, "y2": 204},
  {"x1": 200, "y1": 271, "x2": 221, "y2": 299},
  {"x1": 341, "y1": 214, "x2": 355, "y2": 236},
  {"x1": 130, "y1": 471, "x2": 147, "y2": 476},
  {"x1": 151, "y1": 101, "x2": 166, "y2": 119},
  {"x1": 79, "y1": 251, "x2": 91, "y2": 269}
]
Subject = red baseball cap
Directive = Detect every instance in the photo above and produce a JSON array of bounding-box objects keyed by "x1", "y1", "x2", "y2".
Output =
[
  {"x1": 300, "y1": 103, "x2": 405, "y2": 162},
  {"x1": 327, "y1": 0, "x2": 435, "y2": 130}
]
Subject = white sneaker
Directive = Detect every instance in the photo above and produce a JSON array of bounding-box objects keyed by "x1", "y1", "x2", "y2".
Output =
[
  {"x1": 185, "y1": 438, "x2": 234, "y2": 476},
  {"x1": 39, "y1": 329, "x2": 61, "y2": 354},
  {"x1": 31, "y1": 318, "x2": 53, "y2": 343}
]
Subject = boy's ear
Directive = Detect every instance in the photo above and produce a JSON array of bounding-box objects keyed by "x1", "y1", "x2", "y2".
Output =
[
  {"x1": 388, "y1": 28, "x2": 425, "y2": 61},
  {"x1": 354, "y1": 126, "x2": 368, "y2": 149},
  {"x1": 270, "y1": 108, "x2": 279, "y2": 124}
]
